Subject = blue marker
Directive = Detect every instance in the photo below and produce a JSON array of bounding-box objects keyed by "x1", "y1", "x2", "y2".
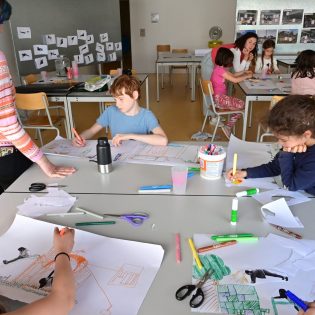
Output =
[
  {"x1": 139, "y1": 184, "x2": 172, "y2": 190},
  {"x1": 286, "y1": 290, "x2": 309, "y2": 312}
]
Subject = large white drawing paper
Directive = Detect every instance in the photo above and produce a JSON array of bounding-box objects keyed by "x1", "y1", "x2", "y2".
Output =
[
  {"x1": 225, "y1": 177, "x2": 280, "y2": 190},
  {"x1": 253, "y1": 188, "x2": 310, "y2": 206},
  {"x1": 261, "y1": 198, "x2": 304, "y2": 228},
  {"x1": 17, "y1": 27, "x2": 31, "y2": 39},
  {"x1": 191, "y1": 233, "x2": 315, "y2": 314},
  {"x1": 17, "y1": 188, "x2": 76, "y2": 218},
  {"x1": 18, "y1": 50, "x2": 32, "y2": 62},
  {"x1": 244, "y1": 79, "x2": 277, "y2": 90},
  {"x1": 0, "y1": 215, "x2": 164, "y2": 315}
]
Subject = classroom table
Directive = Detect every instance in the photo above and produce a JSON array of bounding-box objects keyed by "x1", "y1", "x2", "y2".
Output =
[
  {"x1": 277, "y1": 58, "x2": 296, "y2": 74},
  {"x1": 5, "y1": 153, "x2": 246, "y2": 196},
  {"x1": 0, "y1": 192, "x2": 314, "y2": 315},
  {"x1": 156, "y1": 52, "x2": 203, "y2": 102},
  {"x1": 237, "y1": 74, "x2": 291, "y2": 140},
  {"x1": 16, "y1": 74, "x2": 149, "y2": 139}
]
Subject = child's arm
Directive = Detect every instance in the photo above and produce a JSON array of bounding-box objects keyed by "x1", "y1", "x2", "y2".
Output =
[
  {"x1": 223, "y1": 70, "x2": 252, "y2": 84},
  {"x1": 72, "y1": 123, "x2": 103, "y2": 147},
  {"x1": 112, "y1": 126, "x2": 168, "y2": 146},
  {"x1": 298, "y1": 303, "x2": 315, "y2": 315}
]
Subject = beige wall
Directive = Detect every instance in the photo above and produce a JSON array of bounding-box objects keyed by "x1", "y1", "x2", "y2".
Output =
[{"x1": 129, "y1": 0, "x2": 237, "y2": 73}]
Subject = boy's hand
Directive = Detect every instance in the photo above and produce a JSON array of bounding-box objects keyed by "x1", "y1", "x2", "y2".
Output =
[
  {"x1": 72, "y1": 136, "x2": 86, "y2": 147},
  {"x1": 283, "y1": 144, "x2": 307, "y2": 153},
  {"x1": 226, "y1": 168, "x2": 247, "y2": 181},
  {"x1": 298, "y1": 302, "x2": 315, "y2": 315},
  {"x1": 54, "y1": 227, "x2": 75, "y2": 254},
  {"x1": 112, "y1": 134, "x2": 129, "y2": 146}
]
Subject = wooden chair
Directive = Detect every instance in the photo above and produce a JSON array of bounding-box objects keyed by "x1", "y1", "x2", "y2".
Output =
[
  {"x1": 22, "y1": 74, "x2": 37, "y2": 85},
  {"x1": 205, "y1": 80, "x2": 245, "y2": 142},
  {"x1": 15, "y1": 92, "x2": 69, "y2": 146},
  {"x1": 170, "y1": 48, "x2": 190, "y2": 86},
  {"x1": 157, "y1": 45, "x2": 171, "y2": 88},
  {"x1": 256, "y1": 96, "x2": 285, "y2": 142}
]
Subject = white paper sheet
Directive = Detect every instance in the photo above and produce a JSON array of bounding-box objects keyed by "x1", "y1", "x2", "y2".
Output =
[
  {"x1": 56, "y1": 37, "x2": 67, "y2": 48},
  {"x1": 253, "y1": 189, "x2": 310, "y2": 206},
  {"x1": 97, "y1": 52, "x2": 106, "y2": 62},
  {"x1": 109, "y1": 52, "x2": 117, "y2": 61},
  {"x1": 192, "y1": 233, "x2": 315, "y2": 314},
  {"x1": 99, "y1": 32, "x2": 109, "y2": 43},
  {"x1": 74, "y1": 54, "x2": 84, "y2": 64},
  {"x1": 114, "y1": 42, "x2": 122, "y2": 50},
  {"x1": 17, "y1": 27, "x2": 31, "y2": 39},
  {"x1": 95, "y1": 42, "x2": 105, "y2": 53},
  {"x1": 18, "y1": 50, "x2": 32, "y2": 62},
  {"x1": 225, "y1": 177, "x2": 280, "y2": 190},
  {"x1": 86, "y1": 34, "x2": 94, "y2": 44},
  {"x1": 77, "y1": 29, "x2": 87, "y2": 40},
  {"x1": 244, "y1": 79, "x2": 277, "y2": 89},
  {"x1": 34, "y1": 57, "x2": 48, "y2": 69},
  {"x1": 261, "y1": 198, "x2": 304, "y2": 228},
  {"x1": 106, "y1": 42, "x2": 114, "y2": 50},
  {"x1": 67, "y1": 35, "x2": 78, "y2": 46},
  {"x1": 47, "y1": 49, "x2": 59, "y2": 60},
  {"x1": 43, "y1": 34, "x2": 56, "y2": 45},
  {"x1": 84, "y1": 53, "x2": 94, "y2": 64},
  {"x1": 33, "y1": 45, "x2": 48, "y2": 55},
  {"x1": 17, "y1": 188, "x2": 76, "y2": 218},
  {"x1": 0, "y1": 215, "x2": 164, "y2": 315},
  {"x1": 79, "y1": 44, "x2": 89, "y2": 55}
]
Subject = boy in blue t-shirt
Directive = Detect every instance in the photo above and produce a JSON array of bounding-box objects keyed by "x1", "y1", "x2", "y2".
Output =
[{"x1": 72, "y1": 75, "x2": 168, "y2": 147}]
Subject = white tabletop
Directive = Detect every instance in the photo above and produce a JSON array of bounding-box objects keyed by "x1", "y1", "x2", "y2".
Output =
[{"x1": 0, "y1": 192, "x2": 314, "y2": 315}]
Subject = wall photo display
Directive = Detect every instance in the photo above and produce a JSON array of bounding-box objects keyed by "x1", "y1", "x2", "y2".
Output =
[
  {"x1": 260, "y1": 10, "x2": 281, "y2": 25},
  {"x1": 300, "y1": 29, "x2": 315, "y2": 43},
  {"x1": 237, "y1": 10, "x2": 258, "y2": 25},
  {"x1": 277, "y1": 29, "x2": 298, "y2": 44},
  {"x1": 257, "y1": 29, "x2": 277, "y2": 44},
  {"x1": 282, "y1": 9, "x2": 304, "y2": 25},
  {"x1": 303, "y1": 13, "x2": 315, "y2": 28}
]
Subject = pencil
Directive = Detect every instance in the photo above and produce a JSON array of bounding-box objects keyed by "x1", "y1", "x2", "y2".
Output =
[
  {"x1": 188, "y1": 238, "x2": 203, "y2": 270},
  {"x1": 175, "y1": 233, "x2": 181, "y2": 263},
  {"x1": 72, "y1": 127, "x2": 83, "y2": 143},
  {"x1": 270, "y1": 224, "x2": 302, "y2": 239},
  {"x1": 232, "y1": 153, "x2": 238, "y2": 176}
]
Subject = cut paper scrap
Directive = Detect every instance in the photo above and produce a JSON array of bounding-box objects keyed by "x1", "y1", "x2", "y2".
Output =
[
  {"x1": 253, "y1": 188, "x2": 310, "y2": 206},
  {"x1": 261, "y1": 198, "x2": 304, "y2": 228},
  {"x1": 0, "y1": 215, "x2": 164, "y2": 315},
  {"x1": 17, "y1": 188, "x2": 76, "y2": 218}
]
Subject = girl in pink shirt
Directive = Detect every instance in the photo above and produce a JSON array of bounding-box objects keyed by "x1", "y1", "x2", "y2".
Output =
[
  {"x1": 291, "y1": 50, "x2": 315, "y2": 95},
  {"x1": 210, "y1": 47, "x2": 252, "y2": 139}
]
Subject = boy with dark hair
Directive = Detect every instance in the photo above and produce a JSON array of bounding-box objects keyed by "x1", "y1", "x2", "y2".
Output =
[{"x1": 227, "y1": 95, "x2": 315, "y2": 196}]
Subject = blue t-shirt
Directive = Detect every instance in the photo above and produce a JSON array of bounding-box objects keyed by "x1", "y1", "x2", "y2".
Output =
[{"x1": 96, "y1": 106, "x2": 159, "y2": 137}]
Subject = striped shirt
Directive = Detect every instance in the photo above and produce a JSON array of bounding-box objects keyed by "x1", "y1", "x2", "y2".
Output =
[{"x1": 0, "y1": 50, "x2": 42, "y2": 161}]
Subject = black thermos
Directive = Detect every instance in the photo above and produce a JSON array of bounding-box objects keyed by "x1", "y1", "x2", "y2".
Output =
[{"x1": 96, "y1": 137, "x2": 112, "y2": 174}]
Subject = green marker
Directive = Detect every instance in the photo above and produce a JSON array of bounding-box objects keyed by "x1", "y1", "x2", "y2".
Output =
[
  {"x1": 211, "y1": 233, "x2": 253, "y2": 240},
  {"x1": 236, "y1": 188, "x2": 259, "y2": 198},
  {"x1": 215, "y1": 236, "x2": 258, "y2": 242},
  {"x1": 230, "y1": 198, "x2": 238, "y2": 225},
  {"x1": 75, "y1": 221, "x2": 116, "y2": 227},
  {"x1": 188, "y1": 167, "x2": 200, "y2": 172}
]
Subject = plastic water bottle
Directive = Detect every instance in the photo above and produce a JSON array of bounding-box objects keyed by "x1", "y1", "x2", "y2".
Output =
[
  {"x1": 55, "y1": 55, "x2": 70, "y2": 76},
  {"x1": 96, "y1": 137, "x2": 112, "y2": 174}
]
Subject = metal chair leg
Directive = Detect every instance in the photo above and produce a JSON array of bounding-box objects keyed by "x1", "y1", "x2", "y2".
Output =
[{"x1": 211, "y1": 117, "x2": 221, "y2": 143}]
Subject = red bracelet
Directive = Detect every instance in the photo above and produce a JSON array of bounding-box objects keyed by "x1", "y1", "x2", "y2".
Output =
[{"x1": 54, "y1": 252, "x2": 70, "y2": 261}]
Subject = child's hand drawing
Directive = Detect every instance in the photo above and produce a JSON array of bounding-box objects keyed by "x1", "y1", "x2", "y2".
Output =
[{"x1": 226, "y1": 168, "x2": 247, "y2": 182}]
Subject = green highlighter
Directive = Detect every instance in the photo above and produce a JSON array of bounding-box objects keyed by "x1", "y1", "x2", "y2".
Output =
[
  {"x1": 211, "y1": 233, "x2": 258, "y2": 242},
  {"x1": 75, "y1": 221, "x2": 116, "y2": 227}
]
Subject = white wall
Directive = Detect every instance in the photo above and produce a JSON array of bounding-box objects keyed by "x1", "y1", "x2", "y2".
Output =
[
  {"x1": 0, "y1": 22, "x2": 20, "y2": 85},
  {"x1": 129, "y1": 0, "x2": 237, "y2": 73}
]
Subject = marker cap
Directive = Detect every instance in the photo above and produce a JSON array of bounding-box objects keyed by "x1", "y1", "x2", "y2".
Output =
[{"x1": 236, "y1": 188, "x2": 259, "y2": 198}]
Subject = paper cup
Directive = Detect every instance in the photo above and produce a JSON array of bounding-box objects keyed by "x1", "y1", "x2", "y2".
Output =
[{"x1": 198, "y1": 146, "x2": 226, "y2": 180}]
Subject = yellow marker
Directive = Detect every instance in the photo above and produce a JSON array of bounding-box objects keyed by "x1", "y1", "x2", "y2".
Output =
[
  {"x1": 232, "y1": 153, "x2": 238, "y2": 176},
  {"x1": 188, "y1": 238, "x2": 203, "y2": 270}
]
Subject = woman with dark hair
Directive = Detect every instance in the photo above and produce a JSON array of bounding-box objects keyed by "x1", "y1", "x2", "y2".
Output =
[
  {"x1": 230, "y1": 32, "x2": 258, "y2": 72},
  {"x1": 291, "y1": 49, "x2": 315, "y2": 95},
  {"x1": 0, "y1": 0, "x2": 76, "y2": 193}
]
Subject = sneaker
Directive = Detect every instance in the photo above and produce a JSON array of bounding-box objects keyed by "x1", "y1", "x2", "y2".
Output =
[
  {"x1": 209, "y1": 117, "x2": 224, "y2": 127},
  {"x1": 221, "y1": 125, "x2": 231, "y2": 140}
]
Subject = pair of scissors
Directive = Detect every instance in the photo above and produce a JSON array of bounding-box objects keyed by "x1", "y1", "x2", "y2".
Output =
[
  {"x1": 102, "y1": 212, "x2": 149, "y2": 227},
  {"x1": 175, "y1": 269, "x2": 213, "y2": 308},
  {"x1": 29, "y1": 182, "x2": 67, "y2": 192}
]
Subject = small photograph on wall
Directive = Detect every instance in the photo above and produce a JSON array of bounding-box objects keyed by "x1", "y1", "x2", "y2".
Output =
[
  {"x1": 277, "y1": 29, "x2": 298, "y2": 44},
  {"x1": 237, "y1": 10, "x2": 257, "y2": 25},
  {"x1": 282, "y1": 9, "x2": 304, "y2": 25},
  {"x1": 257, "y1": 30, "x2": 277, "y2": 44},
  {"x1": 236, "y1": 30, "x2": 256, "y2": 39},
  {"x1": 303, "y1": 13, "x2": 315, "y2": 28},
  {"x1": 260, "y1": 10, "x2": 281, "y2": 25},
  {"x1": 300, "y1": 29, "x2": 315, "y2": 43}
]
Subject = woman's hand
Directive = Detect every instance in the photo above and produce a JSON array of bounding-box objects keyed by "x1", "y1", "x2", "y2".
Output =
[{"x1": 37, "y1": 156, "x2": 76, "y2": 178}]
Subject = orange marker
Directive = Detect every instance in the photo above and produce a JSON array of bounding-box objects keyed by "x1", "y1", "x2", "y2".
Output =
[
  {"x1": 72, "y1": 127, "x2": 83, "y2": 143},
  {"x1": 197, "y1": 240, "x2": 237, "y2": 253},
  {"x1": 60, "y1": 228, "x2": 66, "y2": 236}
]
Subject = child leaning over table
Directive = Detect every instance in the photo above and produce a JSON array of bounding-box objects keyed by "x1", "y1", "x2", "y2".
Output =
[
  {"x1": 226, "y1": 95, "x2": 315, "y2": 196},
  {"x1": 72, "y1": 75, "x2": 168, "y2": 147}
]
